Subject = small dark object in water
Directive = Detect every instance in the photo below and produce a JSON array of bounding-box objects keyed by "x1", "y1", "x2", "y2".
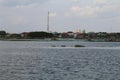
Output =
[
  {"x1": 61, "y1": 45, "x2": 66, "y2": 47},
  {"x1": 74, "y1": 45, "x2": 85, "y2": 47},
  {"x1": 52, "y1": 45, "x2": 56, "y2": 47}
]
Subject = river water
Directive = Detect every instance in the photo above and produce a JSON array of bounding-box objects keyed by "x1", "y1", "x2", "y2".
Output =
[{"x1": 0, "y1": 41, "x2": 120, "y2": 80}]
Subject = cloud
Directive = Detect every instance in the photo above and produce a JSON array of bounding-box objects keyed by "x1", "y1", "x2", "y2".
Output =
[
  {"x1": 67, "y1": 6, "x2": 97, "y2": 17},
  {"x1": 71, "y1": 0, "x2": 80, "y2": 2},
  {"x1": 66, "y1": 4, "x2": 120, "y2": 18},
  {"x1": 0, "y1": 0, "x2": 48, "y2": 7},
  {"x1": 93, "y1": 0, "x2": 108, "y2": 4},
  {"x1": 49, "y1": 12, "x2": 57, "y2": 17},
  {"x1": 8, "y1": 16, "x2": 28, "y2": 25},
  {"x1": 100, "y1": 4, "x2": 120, "y2": 12},
  {"x1": 15, "y1": 3, "x2": 38, "y2": 8}
]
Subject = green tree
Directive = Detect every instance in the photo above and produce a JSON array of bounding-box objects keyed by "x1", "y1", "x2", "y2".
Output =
[
  {"x1": 0, "y1": 31, "x2": 7, "y2": 38},
  {"x1": 8, "y1": 34, "x2": 22, "y2": 39},
  {"x1": 28, "y1": 31, "x2": 53, "y2": 39}
]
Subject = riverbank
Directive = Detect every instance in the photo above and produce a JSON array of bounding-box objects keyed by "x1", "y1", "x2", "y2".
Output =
[{"x1": 1, "y1": 38, "x2": 120, "y2": 42}]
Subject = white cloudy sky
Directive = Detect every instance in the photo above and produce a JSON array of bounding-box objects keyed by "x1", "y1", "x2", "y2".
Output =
[{"x1": 0, "y1": 0, "x2": 120, "y2": 33}]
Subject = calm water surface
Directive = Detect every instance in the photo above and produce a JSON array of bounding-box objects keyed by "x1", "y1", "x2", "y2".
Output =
[{"x1": 0, "y1": 41, "x2": 120, "y2": 80}]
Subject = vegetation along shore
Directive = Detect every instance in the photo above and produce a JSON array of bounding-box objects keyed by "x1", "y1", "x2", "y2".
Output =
[{"x1": 0, "y1": 30, "x2": 120, "y2": 42}]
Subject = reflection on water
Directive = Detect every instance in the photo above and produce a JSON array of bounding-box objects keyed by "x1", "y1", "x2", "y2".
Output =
[{"x1": 0, "y1": 41, "x2": 120, "y2": 80}]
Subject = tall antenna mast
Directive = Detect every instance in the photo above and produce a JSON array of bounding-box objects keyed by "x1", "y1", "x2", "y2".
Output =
[{"x1": 47, "y1": 11, "x2": 50, "y2": 33}]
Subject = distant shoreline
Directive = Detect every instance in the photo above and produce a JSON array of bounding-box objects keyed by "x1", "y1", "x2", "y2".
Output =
[{"x1": 0, "y1": 38, "x2": 120, "y2": 42}]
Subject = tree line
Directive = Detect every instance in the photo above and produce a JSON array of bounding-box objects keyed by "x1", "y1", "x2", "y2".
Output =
[
  {"x1": 28, "y1": 31, "x2": 53, "y2": 39},
  {"x1": 0, "y1": 31, "x2": 54, "y2": 39}
]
